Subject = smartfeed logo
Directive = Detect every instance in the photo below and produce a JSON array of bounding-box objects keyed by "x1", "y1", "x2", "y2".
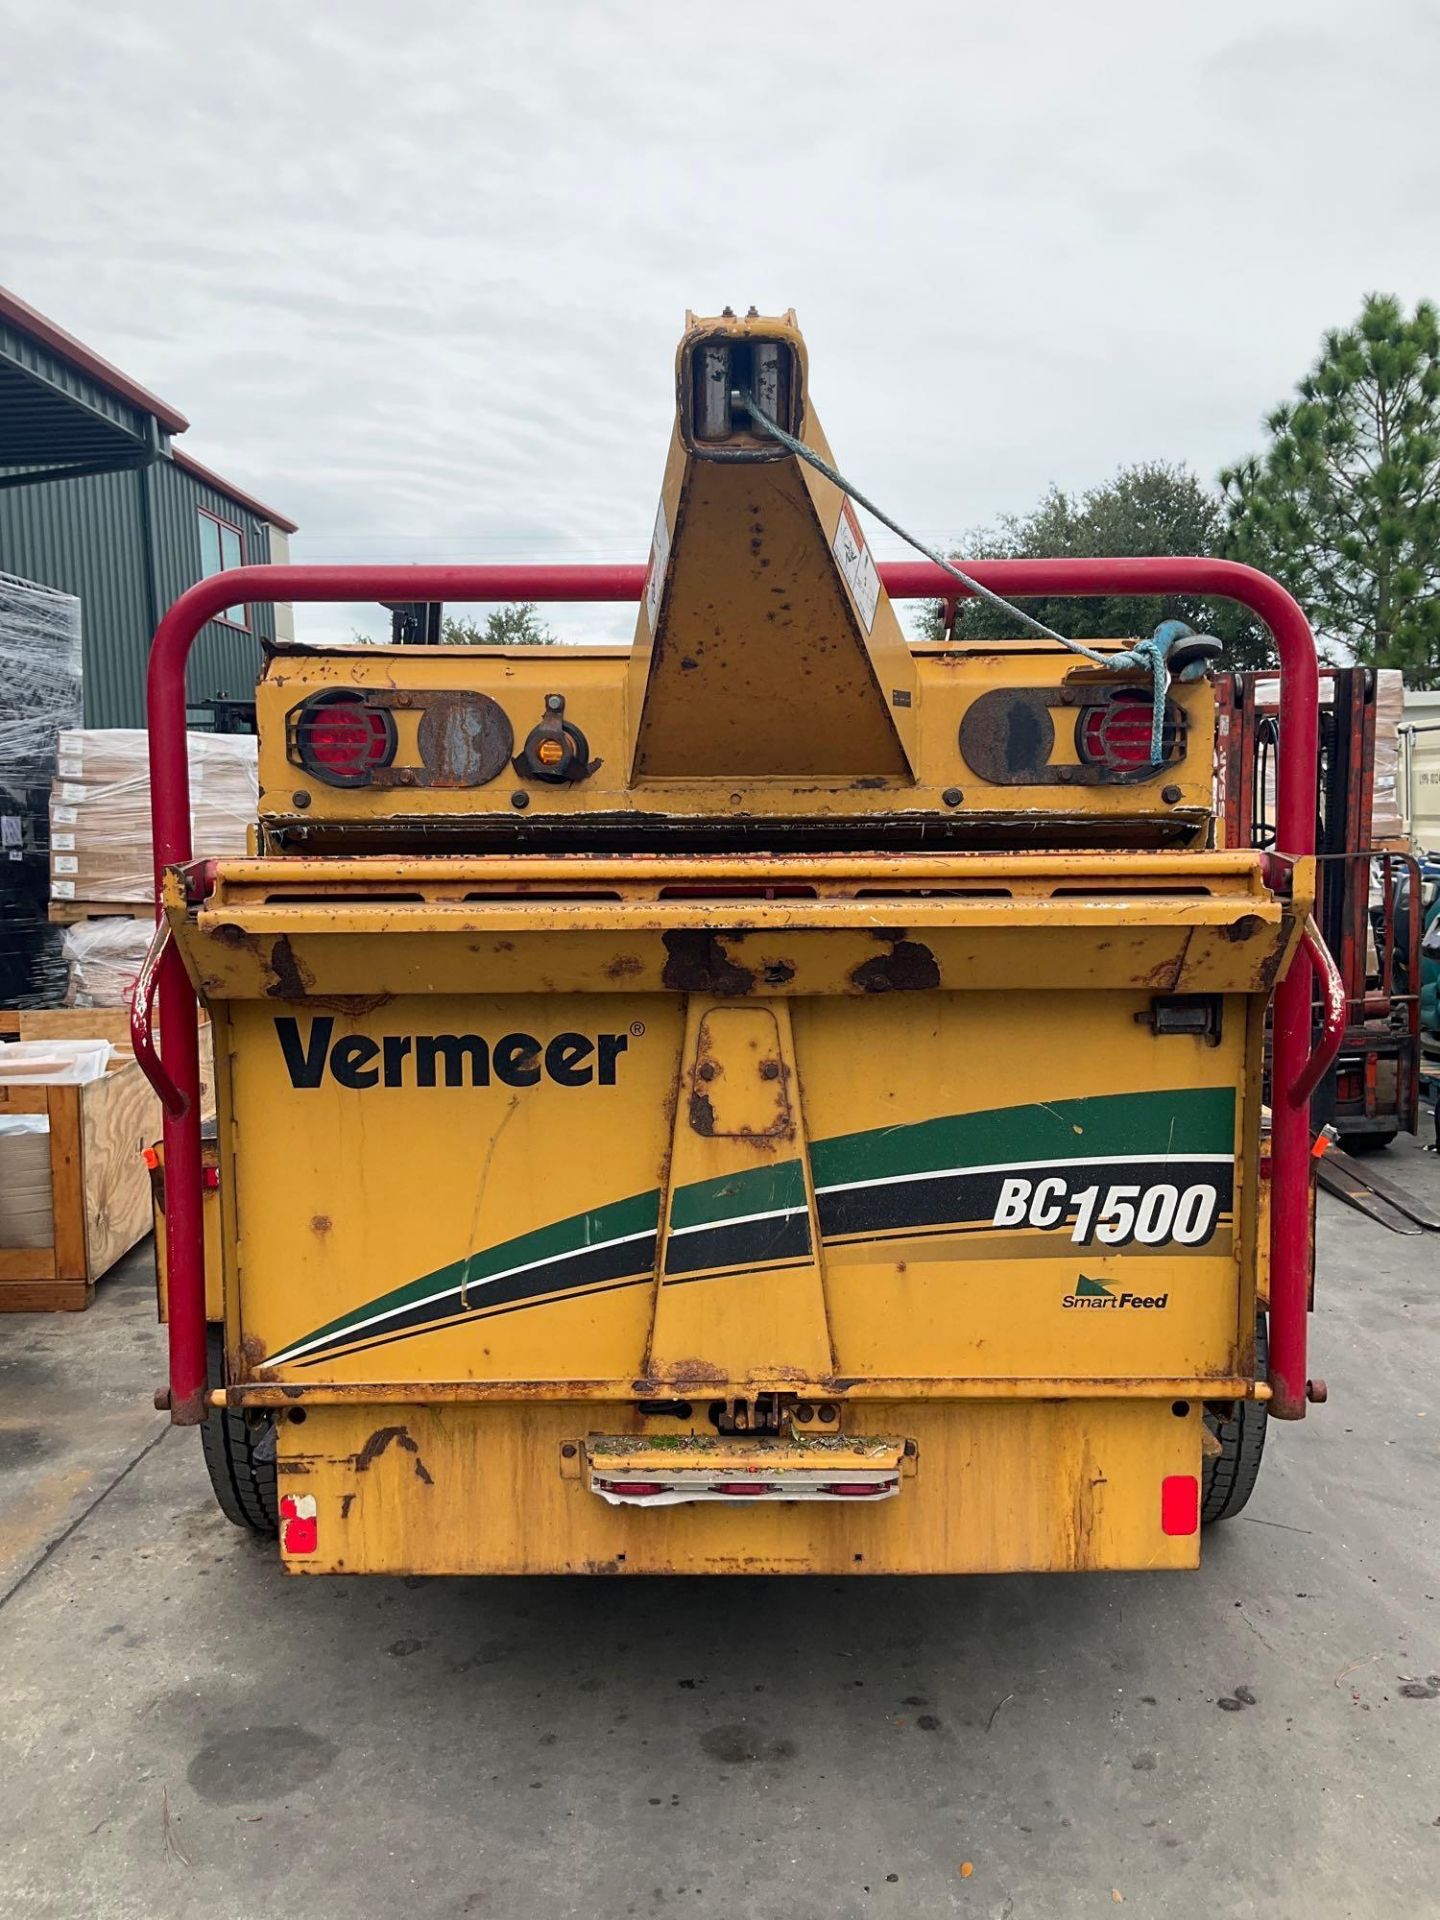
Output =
[{"x1": 1062, "y1": 1276, "x2": 1169, "y2": 1311}]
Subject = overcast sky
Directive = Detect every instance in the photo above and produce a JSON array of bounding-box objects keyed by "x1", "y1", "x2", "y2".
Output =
[{"x1": 3, "y1": 0, "x2": 1438, "y2": 646}]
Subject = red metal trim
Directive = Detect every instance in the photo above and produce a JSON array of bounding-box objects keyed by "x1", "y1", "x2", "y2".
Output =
[
  {"x1": 174, "y1": 448, "x2": 299, "y2": 535},
  {"x1": 130, "y1": 918, "x2": 187, "y2": 1120},
  {"x1": 145, "y1": 556, "x2": 1319, "y2": 1426},
  {"x1": 1289, "y1": 919, "x2": 1346, "y2": 1110},
  {"x1": 0, "y1": 283, "x2": 191, "y2": 434}
]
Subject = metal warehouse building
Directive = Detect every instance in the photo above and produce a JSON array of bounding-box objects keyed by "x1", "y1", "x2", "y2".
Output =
[{"x1": 0, "y1": 286, "x2": 296, "y2": 727}]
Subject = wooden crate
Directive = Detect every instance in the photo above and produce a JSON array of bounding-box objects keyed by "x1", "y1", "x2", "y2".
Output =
[
  {"x1": 0, "y1": 1008, "x2": 216, "y2": 1311},
  {"x1": 47, "y1": 900, "x2": 151, "y2": 926},
  {"x1": 0, "y1": 1055, "x2": 160, "y2": 1311}
]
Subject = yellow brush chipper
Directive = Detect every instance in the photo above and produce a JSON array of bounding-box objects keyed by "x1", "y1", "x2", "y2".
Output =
[{"x1": 136, "y1": 311, "x2": 1343, "y2": 1576}]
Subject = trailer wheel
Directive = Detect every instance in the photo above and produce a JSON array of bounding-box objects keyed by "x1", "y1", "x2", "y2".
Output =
[
  {"x1": 199, "y1": 1328, "x2": 278, "y2": 1535},
  {"x1": 1201, "y1": 1316, "x2": 1269, "y2": 1524}
]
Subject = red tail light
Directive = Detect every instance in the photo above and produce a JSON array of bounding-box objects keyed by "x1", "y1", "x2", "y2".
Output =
[
  {"x1": 289, "y1": 690, "x2": 397, "y2": 787},
  {"x1": 1076, "y1": 690, "x2": 1181, "y2": 774},
  {"x1": 818, "y1": 1481, "x2": 894, "y2": 1497},
  {"x1": 593, "y1": 1478, "x2": 671, "y2": 1497},
  {"x1": 715, "y1": 1482, "x2": 776, "y2": 1497},
  {"x1": 1160, "y1": 1473, "x2": 1199, "y2": 1536}
]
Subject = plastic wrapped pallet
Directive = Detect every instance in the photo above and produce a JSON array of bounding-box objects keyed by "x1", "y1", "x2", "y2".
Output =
[
  {"x1": 0, "y1": 573, "x2": 83, "y2": 1007},
  {"x1": 62, "y1": 916, "x2": 153, "y2": 1008},
  {"x1": 1241, "y1": 669, "x2": 1406, "y2": 847},
  {"x1": 50, "y1": 728, "x2": 257, "y2": 906},
  {"x1": 1371, "y1": 670, "x2": 1404, "y2": 844}
]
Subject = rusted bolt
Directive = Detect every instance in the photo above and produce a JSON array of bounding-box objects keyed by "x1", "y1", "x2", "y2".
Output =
[
  {"x1": 1055, "y1": 767, "x2": 1074, "y2": 784},
  {"x1": 1307, "y1": 1378, "x2": 1328, "y2": 1404},
  {"x1": 729, "y1": 792, "x2": 743, "y2": 806},
  {"x1": 941, "y1": 787, "x2": 963, "y2": 808},
  {"x1": 546, "y1": 693, "x2": 564, "y2": 712},
  {"x1": 395, "y1": 692, "x2": 412, "y2": 707},
  {"x1": 902, "y1": 1439, "x2": 918, "y2": 1458},
  {"x1": 1161, "y1": 783, "x2": 1182, "y2": 805},
  {"x1": 697, "y1": 1060, "x2": 718, "y2": 1081},
  {"x1": 817, "y1": 1402, "x2": 838, "y2": 1424},
  {"x1": 1056, "y1": 687, "x2": 1078, "y2": 705},
  {"x1": 560, "y1": 1442, "x2": 578, "y2": 1459},
  {"x1": 396, "y1": 768, "x2": 416, "y2": 786},
  {"x1": 153, "y1": 1386, "x2": 172, "y2": 1411},
  {"x1": 292, "y1": 790, "x2": 312, "y2": 809},
  {"x1": 510, "y1": 790, "x2": 530, "y2": 809},
  {"x1": 759, "y1": 1059, "x2": 780, "y2": 1080}
]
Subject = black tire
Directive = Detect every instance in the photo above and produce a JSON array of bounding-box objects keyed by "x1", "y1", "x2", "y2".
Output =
[
  {"x1": 1340, "y1": 1128, "x2": 1397, "y2": 1154},
  {"x1": 1202, "y1": 1316, "x2": 1269, "y2": 1525},
  {"x1": 199, "y1": 1327, "x2": 278, "y2": 1534}
]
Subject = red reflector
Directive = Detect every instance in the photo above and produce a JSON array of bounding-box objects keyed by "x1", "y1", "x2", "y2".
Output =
[
  {"x1": 1077, "y1": 691, "x2": 1175, "y2": 771},
  {"x1": 142, "y1": 1146, "x2": 160, "y2": 1170},
  {"x1": 594, "y1": 1478, "x2": 670, "y2": 1497},
  {"x1": 1160, "y1": 1473, "x2": 1199, "y2": 1536},
  {"x1": 202, "y1": 1166, "x2": 220, "y2": 1190},
  {"x1": 819, "y1": 1482, "x2": 892, "y2": 1497},
  {"x1": 279, "y1": 1493, "x2": 317, "y2": 1555},
  {"x1": 293, "y1": 692, "x2": 396, "y2": 786},
  {"x1": 715, "y1": 1482, "x2": 776, "y2": 1497}
]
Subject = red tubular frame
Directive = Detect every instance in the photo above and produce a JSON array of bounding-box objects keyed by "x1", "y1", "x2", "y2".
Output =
[{"x1": 142, "y1": 557, "x2": 1321, "y2": 1424}]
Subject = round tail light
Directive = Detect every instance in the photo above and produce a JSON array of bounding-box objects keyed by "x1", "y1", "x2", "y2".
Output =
[
  {"x1": 1077, "y1": 691, "x2": 1181, "y2": 772},
  {"x1": 290, "y1": 691, "x2": 397, "y2": 786}
]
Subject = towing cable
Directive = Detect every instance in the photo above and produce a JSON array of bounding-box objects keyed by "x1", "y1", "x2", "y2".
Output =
[{"x1": 731, "y1": 387, "x2": 1210, "y2": 768}]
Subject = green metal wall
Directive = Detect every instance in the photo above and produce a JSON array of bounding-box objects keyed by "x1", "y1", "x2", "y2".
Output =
[{"x1": 0, "y1": 457, "x2": 278, "y2": 727}]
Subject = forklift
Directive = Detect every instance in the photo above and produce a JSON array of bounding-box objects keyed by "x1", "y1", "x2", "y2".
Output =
[{"x1": 135, "y1": 311, "x2": 1341, "y2": 1576}]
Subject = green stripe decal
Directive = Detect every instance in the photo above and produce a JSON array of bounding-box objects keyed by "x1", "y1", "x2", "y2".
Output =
[
  {"x1": 267, "y1": 1089, "x2": 1237, "y2": 1365},
  {"x1": 809, "y1": 1088, "x2": 1236, "y2": 1192},
  {"x1": 668, "y1": 1160, "x2": 807, "y2": 1232},
  {"x1": 267, "y1": 1187, "x2": 660, "y2": 1364}
]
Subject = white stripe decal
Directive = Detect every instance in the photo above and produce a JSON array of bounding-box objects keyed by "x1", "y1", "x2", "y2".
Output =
[
  {"x1": 667, "y1": 1205, "x2": 808, "y2": 1238},
  {"x1": 813, "y1": 1151, "x2": 1233, "y2": 1198},
  {"x1": 266, "y1": 1225, "x2": 657, "y2": 1367}
]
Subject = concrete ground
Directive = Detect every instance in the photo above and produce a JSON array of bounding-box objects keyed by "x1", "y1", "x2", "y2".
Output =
[{"x1": 1, "y1": 1142, "x2": 1437, "y2": 1920}]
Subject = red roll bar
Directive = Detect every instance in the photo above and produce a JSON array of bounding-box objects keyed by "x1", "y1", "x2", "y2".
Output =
[{"x1": 141, "y1": 558, "x2": 1322, "y2": 1425}]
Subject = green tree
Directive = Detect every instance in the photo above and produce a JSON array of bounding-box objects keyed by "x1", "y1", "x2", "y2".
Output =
[
  {"x1": 1221, "y1": 295, "x2": 1440, "y2": 684},
  {"x1": 441, "y1": 603, "x2": 558, "y2": 646},
  {"x1": 920, "y1": 463, "x2": 1273, "y2": 669}
]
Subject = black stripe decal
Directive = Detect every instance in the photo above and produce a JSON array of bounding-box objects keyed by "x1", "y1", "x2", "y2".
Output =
[
  {"x1": 664, "y1": 1212, "x2": 812, "y2": 1276},
  {"x1": 817, "y1": 1159, "x2": 1234, "y2": 1241}
]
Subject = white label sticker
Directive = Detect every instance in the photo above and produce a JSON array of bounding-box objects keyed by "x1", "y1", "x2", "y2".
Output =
[
  {"x1": 0, "y1": 815, "x2": 21, "y2": 848},
  {"x1": 6, "y1": 849, "x2": 20, "y2": 863},
  {"x1": 52, "y1": 879, "x2": 75, "y2": 898},
  {"x1": 57, "y1": 759, "x2": 83, "y2": 779},
  {"x1": 53, "y1": 855, "x2": 78, "y2": 874},
  {"x1": 52, "y1": 806, "x2": 77, "y2": 825},
  {"x1": 643, "y1": 496, "x2": 671, "y2": 633},
  {"x1": 58, "y1": 784, "x2": 85, "y2": 804},
  {"x1": 832, "y1": 500, "x2": 880, "y2": 632},
  {"x1": 52, "y1": 833, "x2": 75, "y2": 851}
]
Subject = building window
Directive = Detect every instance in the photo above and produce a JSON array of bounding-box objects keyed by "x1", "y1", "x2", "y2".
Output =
[{"x1": 197, "y1": 507, "x2": 248, "y2": 629}]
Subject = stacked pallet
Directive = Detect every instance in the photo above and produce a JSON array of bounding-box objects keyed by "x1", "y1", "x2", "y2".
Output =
[{"x1": 49, "y1": 727, "x2": 257, "y2": 919}]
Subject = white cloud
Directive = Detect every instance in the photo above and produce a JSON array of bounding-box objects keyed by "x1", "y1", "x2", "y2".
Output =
[{"x1": 2, "y1": 0, "x2": 1437, "y2": 646}]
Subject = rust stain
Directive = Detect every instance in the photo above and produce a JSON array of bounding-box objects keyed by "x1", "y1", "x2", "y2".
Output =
[
  {"x1": 352, "y1": 1425, "x2": 435, "y2": 1485},
  {"x1": 340, "y1": 1492, "x2": 356, "y2": 1518},
  {"x1": 604, "y1": 953, "x2": 645, "y2": 980},
  {"x1": 266, "y1": 935, "x2": 311, "y2": 1001},
  {"x1": 1221, "y1": 914, "x2": 1264, "y2": 943},
  {"x1": 689, "y1": 1088, "x2": 717, "y2": 1136},
  {"x1": 310, "y1": 1214, "x2": 332, "y2": 1234},
  {"x1": 849, "y1": 939, "x2": 940, "y2": 993},
  {"x1": 661, "y1": 929, "x2": 755, "y2": 996}
]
